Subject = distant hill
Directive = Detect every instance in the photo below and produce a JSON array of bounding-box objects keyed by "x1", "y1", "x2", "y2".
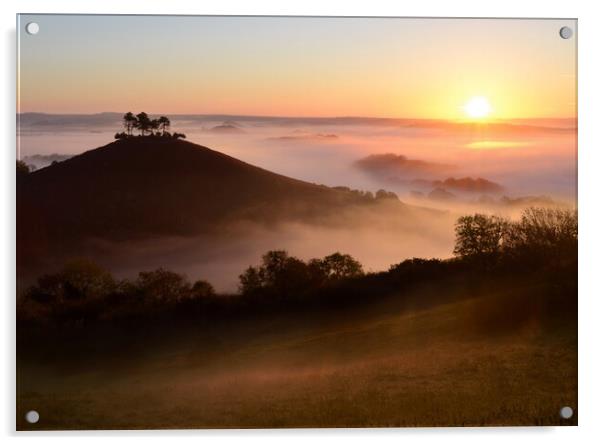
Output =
[
  {"x1": 17, "y1": 137, "x2": 410, "y2": 271},
  {"x1": 18, "y1": 112, "x2": 577, "y2": 133},
  {"x1": 412, "y1": 177, "x2": 504, "y2": 194},
  {"x1": 208, "y1": 124, "x2": 245, "y2": 134}
]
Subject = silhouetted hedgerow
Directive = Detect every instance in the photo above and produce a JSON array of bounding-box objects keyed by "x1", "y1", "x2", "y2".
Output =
[{"x1": 17, "y1": 207, "x2": 577, "y2": 340}]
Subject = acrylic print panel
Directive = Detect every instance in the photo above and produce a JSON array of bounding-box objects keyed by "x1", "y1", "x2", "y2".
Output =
[{"x1": 16, "y1": 15, "x2": 577, "y2": 429}]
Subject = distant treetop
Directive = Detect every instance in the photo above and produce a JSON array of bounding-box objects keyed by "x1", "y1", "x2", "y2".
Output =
[{"x1": 115, "y1": 112, "x2": 186, "y2": 140}]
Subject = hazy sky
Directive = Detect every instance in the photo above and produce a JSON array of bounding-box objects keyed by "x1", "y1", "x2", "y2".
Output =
[{"x1": 18, "y1": 15, "x2": 576, "y2": 119}]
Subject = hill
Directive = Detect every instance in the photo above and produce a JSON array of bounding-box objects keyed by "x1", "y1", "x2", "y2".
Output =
[{"x1": 17, "y1": 137, "x2": 411, "y2": 272}]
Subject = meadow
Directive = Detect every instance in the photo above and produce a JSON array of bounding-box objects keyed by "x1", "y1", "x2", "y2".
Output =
[
  {"x1": 17, "y1": 293, "x2": 576, "y2": 429},
  {"x1": 17, "y1": 255, "x2": 577, "y2": 429}
]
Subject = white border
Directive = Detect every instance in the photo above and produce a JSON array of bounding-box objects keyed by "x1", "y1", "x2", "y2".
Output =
[{"x1": 2, "y1": 1, "x2": 602, "y2": 443}]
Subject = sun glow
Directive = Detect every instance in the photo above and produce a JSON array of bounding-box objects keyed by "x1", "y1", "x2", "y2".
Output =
[{"x1": 463, "y1": 96, "x2": 493, "y2": 119}]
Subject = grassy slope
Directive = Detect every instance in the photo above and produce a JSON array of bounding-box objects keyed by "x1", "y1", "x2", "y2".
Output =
[{"x1": 17, "y1": 280, "x2": 577, "y2": 429}]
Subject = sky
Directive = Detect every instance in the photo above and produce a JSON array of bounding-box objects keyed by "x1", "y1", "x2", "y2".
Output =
[{"x1": 17, "y1": 15, "x2": 576, "y2": 119}]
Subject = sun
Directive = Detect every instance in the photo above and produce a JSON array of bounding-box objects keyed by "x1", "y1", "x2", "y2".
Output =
[{"x1": 463, "y1": 96, "x2": 493, "y2": 119}]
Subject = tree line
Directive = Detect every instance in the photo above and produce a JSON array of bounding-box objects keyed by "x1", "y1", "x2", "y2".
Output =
[
  {"x1": 114, "y1": 112, "x2": 186, "y2": 140},
  {"x1": 453, "y1": 207, "x2": 577, "y2": 263},
  {"x1": 17, "y1": 207, "x2": 577, "y2": 328}
]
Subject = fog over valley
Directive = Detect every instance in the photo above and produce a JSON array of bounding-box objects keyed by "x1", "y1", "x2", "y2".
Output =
[
  {"x1": 19, "y1": 113, "x2": 576, "y2": 202},
  {"x1": 17, "y1": 113, "x2": 576, "y2": 291}
]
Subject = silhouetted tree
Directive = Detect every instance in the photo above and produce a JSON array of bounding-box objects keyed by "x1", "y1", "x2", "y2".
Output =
[
  {"x1": 453, "y1": 207, "x2": 577, "y2": 264},
  {"x1": 118, "y1": 113, "x2": 181, "y2": 138},
  {"x1": 122, "y1": 112, "x2": 137, "y2": 136},
  {"x1": 17, "y1": 160, "x2": 31, "y2": 178},
  {"x1": 453, "y1": 214, "x2": 508, "y2": 258},
  {"x1": 239, "y1": 250, "x2": 366, "y2": 298},
  {"x1": 260, "y1": 250, "x2": 291, "y2": 286},
  {"x1": 505, "y1": 207, "x2": 577, "y2": 259},
  {"x1": 158, "y1": 116, "x2": 171, "y2": 135},
  {"x1": 316, "y1": 252, "x2": 364, "y2": 280},
  {"x1": 239, "y1": 266, "x2": 264, "y2": 295},
  {"x1": 135, "y1": 112, "x2": 152, "y2": 136},
  {"x1": 375, "y1": 189, "x2": 399, "y2": 201},
  {"x1": 239, "y1": 250, "x2": 311, "y2": 298},
  {"x1": 150, "y1": 119, "x2": 160, "y2": 135},
  {"x1": 136, "y1": 268, "x2": 190, "y2": 303},
  {"x1": 25, "y1": 259, "x2": 115, "y2": 304},
  {"x1": 190, "y1": 280, "x2": 215, "y2": 299}
]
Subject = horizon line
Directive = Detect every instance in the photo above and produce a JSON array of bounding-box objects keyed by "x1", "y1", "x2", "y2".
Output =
[{"x1": 17, "y1": 111, "x2": 577, "y2": 122}]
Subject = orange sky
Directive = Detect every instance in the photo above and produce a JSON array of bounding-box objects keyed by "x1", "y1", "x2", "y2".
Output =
[{"x1": 18, "y1": 16, "x2": 576, "y2": 119}]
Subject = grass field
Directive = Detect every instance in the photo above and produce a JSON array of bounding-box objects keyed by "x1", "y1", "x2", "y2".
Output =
[{"x1": 17, "y1": 281, "x2": 577, "y2": 429}]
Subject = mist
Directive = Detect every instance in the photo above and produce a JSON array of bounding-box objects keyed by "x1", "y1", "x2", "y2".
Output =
[
  {"x1": 18, "y1": 113, "x2": 577, "y2": 202},
  {"x1": 18, "y1": 113, "x2": 576, "y2": 291},
  {"x1": 56, "y1": 200, "x2": 452, "y2": 293}
]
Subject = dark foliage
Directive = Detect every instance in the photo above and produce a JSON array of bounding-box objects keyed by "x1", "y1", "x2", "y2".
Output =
[
  {"x1": 238, "y1": 250, "x2": 363, "y2": 299},
  {"x1": 454, "y1": 207, "x2": 577, "y2": 269},
  {"x1": 119, "y1": 112, "x2": 183, "y2": 138},
  {"x1": 17, "y1": 160, "x2": 32, "y2": 177},
  {"x1": 18, "y1": 206, "x2": 576, "y2": 351}
]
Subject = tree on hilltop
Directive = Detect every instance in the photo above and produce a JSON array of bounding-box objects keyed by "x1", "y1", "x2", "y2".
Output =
[
  {"x1": 122, "y1": 112, "x2": 137, "y2": 136},
  {"x1": 118, "y1": 112, "x2": 184, "y2": 139},
  {"x1": 158, "y1": 116, "x2": 171, "y2": 135},
  {"x1": 135, "y1": 112, "x2": 152, "y2": 136}
]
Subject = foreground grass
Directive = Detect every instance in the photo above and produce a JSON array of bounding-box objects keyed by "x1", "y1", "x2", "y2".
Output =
[{"x1": 17, "y1": 287, "x2": 577, "y2": 429}]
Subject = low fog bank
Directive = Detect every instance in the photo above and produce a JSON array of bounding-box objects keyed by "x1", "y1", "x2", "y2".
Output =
[
  {"x1": 19, "y1": 114, "x2": 577, "y2": 205},
  {"x1": 18, "y1": 114, "x2": 576, "y2": 290},
  {"x1": 22, "y1": 153, "x2": 73, "y2": 170},
  {"x1": 63, "y1": 203, "x2": 456, "y2": 293},
  {"x1": 76, "y1": 195, "x2": 573, "y2": 293}
]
